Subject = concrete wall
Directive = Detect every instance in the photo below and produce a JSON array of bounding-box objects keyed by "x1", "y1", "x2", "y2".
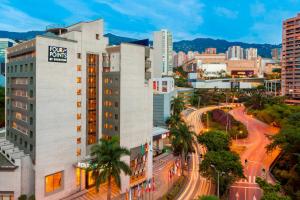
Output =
[
  {"x1": 119, "y1": 44, "x2": 153, "y2": 192},
  {"x1": 35, "y1": 36, "x2": 78, "y2": 200}
]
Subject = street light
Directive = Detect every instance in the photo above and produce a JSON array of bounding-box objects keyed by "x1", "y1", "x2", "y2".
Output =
[{"x1": 210, "y1": 164, "x2": 225, "y2": 198}]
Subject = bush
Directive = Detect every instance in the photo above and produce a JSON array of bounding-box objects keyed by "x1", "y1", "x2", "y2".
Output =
[
  {"x1": 18, "y1": 195, "x2": 27, "y2": 200},
  {"x1": 160, "y1": 176, "x2": 186, "y2": 200},
  {"x1": 198, "y1": 195, "x2": 219, "y2": 200}
]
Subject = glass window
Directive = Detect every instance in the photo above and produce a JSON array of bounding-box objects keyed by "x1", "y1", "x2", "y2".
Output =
[
  {"x1": 77, "y1": 89, "x2": 81, "y2": 95},
  {"x1": 77, "y1": 113, "x2": 81, "y2": 120},
  {"x1": 77, "y1": 53, "x2": 81, "y2": 59},
  {"x1": 45, "y1": 171, "x2": 63, "y2": 194},
  {"x1": 77, "y1": 126, "x2": 81, "y2": 132},
  {"x1": 76, "y1": 148, "x2": 81, "y2": 156},
  {"x1": 77, "y1": 65, "x2": 81, "y2": 71},
  {"x1": 76, "y1": 77, "x2": 81, "y2": 83},
  {"x1": 77, "y1": 138, "x2": 81, "y2": 144},
  {"x1": 77, "y1": 101, "x2": 81, "y2": 108}
]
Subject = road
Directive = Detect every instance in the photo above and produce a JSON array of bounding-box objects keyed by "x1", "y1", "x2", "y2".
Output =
[
  {"x1": 177, "y1": 105, "x2": 230, "y2": 200},
  {"x1": 229, "y1": 107, "x2": 280, "y2": 200}
]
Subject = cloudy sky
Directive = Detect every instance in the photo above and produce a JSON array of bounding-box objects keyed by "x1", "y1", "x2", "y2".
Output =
[{"x1": 0, "y1": 0, "x2": 299, "y2": 44}]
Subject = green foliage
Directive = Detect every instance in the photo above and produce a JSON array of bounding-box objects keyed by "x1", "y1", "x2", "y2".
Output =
[
  {"x1": 256, "y1": 177, "x2": 291, "y2": 200},
  {"x1": 200, "y1": 151, "x2": 244, "y2": 196},
  {"x1": 198, "y1": 130, "x2": 230, "y2": 151},
  {"x1": 161, "y1": 176, "x2": 186, "y2": 200},
  {"x1": 170, "y1": 122, "x2": 195, "y2": 157},
  {"x1": 28, "y1": 195, "x2": 35, "y2": 200},
  {"x1": 89, "y1": 136, "x2": 131, "y2": 198},
  {"x1": 198, "y1": 195, "x2": 219, "y2": 200},
  {"x1": 174, "y1": 76, "x2": 190, "y2": 87},
  {"x1": 18, "y1": 195, "x2": 27, "y2": 200},
  {"x1": 171, "y1": 96, "x2": 185, "y2": 116}
]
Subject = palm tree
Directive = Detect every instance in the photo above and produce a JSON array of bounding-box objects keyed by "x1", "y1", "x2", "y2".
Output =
[
  {"x1": 89, "y1": 136, "x2": 131, "y2": 200},
  {"x1": 171, "y1": 96, "x2": 185, "y2": 115},
  {"x1": 170, "y1": 122, "x2": 196, "y2": 175},
  {"x1": 166, "y1": 113, "x2": 183, "y2": 128}
]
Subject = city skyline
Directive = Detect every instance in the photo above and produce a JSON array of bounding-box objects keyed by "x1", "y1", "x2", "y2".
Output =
[{"x1": 0, "y1": 0, "x2": 299, "y2": 44}]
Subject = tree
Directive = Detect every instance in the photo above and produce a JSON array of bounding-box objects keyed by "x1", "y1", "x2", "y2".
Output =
[
  {"x1": 197, "y1": 130, "x2": 230, "y2": 151},
  {"x1": 198, "y1": 195, "x2": 219, "y2": 200},
  {"x1": 171, "y1": 96, "x2": 185, "y2": 115},
  {"x1": 200, "y1": 151, "x2": 244, "y2": 196},
  {"x1": 170, "y1": 122, "x2": 195, "y2": 175},
  {"x1": 166, "y1": 113, "x2": 183, "y2": 129},
  {"x1": 256, "y1": 177, "x2": 291, "y2": 200},
  {"x1": 89, "y1": 136, "x2": 131, "y2": 200}
]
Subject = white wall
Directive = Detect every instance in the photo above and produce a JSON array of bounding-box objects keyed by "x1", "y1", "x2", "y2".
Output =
[{"x1": 119, "y1": 44, "x2": 153, "y2": 192}]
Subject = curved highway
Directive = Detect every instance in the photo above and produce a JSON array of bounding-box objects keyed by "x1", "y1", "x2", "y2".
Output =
[
  {"x1": 229, "y1": 107, "x2": 280, "y2": 200},
  {"x1": 177, "y1": 105, "x2": 232, "y2": 200}
]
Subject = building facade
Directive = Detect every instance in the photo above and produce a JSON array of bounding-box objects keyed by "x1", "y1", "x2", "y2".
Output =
[
  {"x1": 226, "y1": 46, "x2": 244, "y2": 60},
  {"x1": 0, "y1": 38, "x2": 16, "y2": 85},
  {"x1": 281, "y1": 13, "x2": 300, "y2": 99},
  {"x1": 245, "y1": 48, "x2": 258, "y2": 60},
  {"x1": 153, "y1": 29, "x2": 173, "y2": 77},
  {"x1": 2, "y1": 19, "x2": 153, "y2": 199}
]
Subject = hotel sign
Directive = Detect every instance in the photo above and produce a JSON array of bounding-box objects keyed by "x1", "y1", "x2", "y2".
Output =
[{"x1": 48, "y1": 46, "x2": 67, "y2": 63}]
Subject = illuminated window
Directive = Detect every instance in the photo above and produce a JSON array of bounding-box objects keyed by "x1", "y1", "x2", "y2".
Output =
[
  {"x1": 76, "y1": 148, "x2": 81, "y2": 156},
  {"x1": 77, "y1": 138, "x2": 81, "y2": 144},
  {"x1": 77, "y1": 89, "x2": 81, "y2": 95},
  {"x1": 76, "y1": 168, "x2": 81, "y2": 186},
  {"x1": 104, "y1": 78, "x2": 109, "y2": 84},
  {"x1": 77, "y1": 126, "x2": 81, "y2": 132},
  {"x1": 77, "y1": 65, "x2": 81, "y2": 71},
  {"x1": 76, "y1": 77, "x2": 81, "y2": 83},
  {"x1": 104, "y1": 123, "x2": 109, "y2": 129},
  {"x1": 109, "y1": 124, "x2": 113, "y2": 129},
  {"x1": 45, "y1": 171, "x2": 63, "y2": 193},
  {"x1": 77, "y1": 113, "x2": 81, "y2": 120},
  {"x1": 77, "y1": 101, "x2": 82, "y2": 108}
]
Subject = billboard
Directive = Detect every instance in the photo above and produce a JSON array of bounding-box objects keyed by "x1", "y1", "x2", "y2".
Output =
[{"x1": 48, "y1": 46, "x2": 67, "y2": 63}]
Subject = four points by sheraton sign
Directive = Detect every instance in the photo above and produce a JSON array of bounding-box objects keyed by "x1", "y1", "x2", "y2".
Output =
[{"x1": 48, "y1": 46, "x2": 67, "y2": 63}]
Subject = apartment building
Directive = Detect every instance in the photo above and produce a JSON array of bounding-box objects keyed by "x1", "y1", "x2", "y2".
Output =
[
  {"x1": 226, "y1": 46, "x2": 244, "y2": 60},
  {"x1": 102, "y1": 43, "x2": 153, "y2": 194},
  {"x1": 281, "y1": 13, "x2": 300, "y2": 99},
  {"x1": 153, "y1": 29, "x2": 173, "y2": 77},
  {"x1": 245, "y1": 48, "x2": 258, "y2": 60}
]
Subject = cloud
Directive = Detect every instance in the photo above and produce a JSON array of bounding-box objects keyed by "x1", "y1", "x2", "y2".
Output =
[
  {"x1": 250, "y1": 1, "x2": 265, "y2": 17},
  {"x1": 54, "y1": 0, "x2": 97, "y2": 24},
  {"x1": 215, "y1": 7, "x2": 238, "y2": 19},
  {"x1": 95, "y1": 0, "x2": 205, "y2": 40},
  {"x1": 0, "y1": 3, "x2": 50, "y2": 31}
]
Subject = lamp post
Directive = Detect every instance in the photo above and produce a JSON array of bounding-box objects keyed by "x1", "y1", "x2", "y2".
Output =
[{"x1": 210, "y1": 164, "x2": 225, "y2": 198}]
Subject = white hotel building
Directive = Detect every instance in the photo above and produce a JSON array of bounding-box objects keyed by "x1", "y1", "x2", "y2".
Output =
[{"x1": 0, "y1": 19, "x2": 153, "y2": 200}]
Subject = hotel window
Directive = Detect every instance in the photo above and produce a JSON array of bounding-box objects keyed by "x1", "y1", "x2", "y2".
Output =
[
  {"x1": 76, "y1": 168, "x2": 81, "y2": 186},
  {"x1": 104, "y1": 123, "x2": 109, "y2": 129},
  {"x1": 77, "y1": 53, "x2": 81, "y2": 59},
  {"x1": 77, "y1": 126, "x2": 81, "y2": 132},
  {"x1": 45, "y1": 171, "x2": 63, "y2": 194},
  {"x1": 115, "y1": 102, "x2": 119, "y2": 108},
  {"x1": 115, "y1": 126, "x2": 118, "y2": 131},
  {"x1": 109, "y1": 124, "x2": 113, "y2": 129},
  {"x1": 77, "y1": 101, "x2": 82, "y2": 108},
  {"x1": 77, "y1": 138, "x2": 81, "y2": 144},
  {"x1": 96, "y1": 34, "x2": 100, "y2": 40},
  {"x1": 77, "y1": 89, "x2": 81, "y2": 95},
  {"x1": 76, "y1": 77, "x2": 81, "y2": 83},
  {"x1": 115, "y1": 114, "x2": 118, "y2": 120},
  {"x1": 76, "y1": 148, "x2": 81, "y2": 156},
  {"x1": 77, "y1": 113, "x2": 81, "y2": 120},
  {"x1": 77, "y1": 65, "x2": 81, "y2": 71}
]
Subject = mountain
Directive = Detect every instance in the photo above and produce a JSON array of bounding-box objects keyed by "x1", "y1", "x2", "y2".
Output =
[
  {"x1": 173, "y1": 38, "x2": 281, "y2": 58},
  {"x1": 0, "y1": 31, "x2": 280, "y2": 58},
  {"x1": 0, "y1": 30, "x2": 44, "y2": 41}
]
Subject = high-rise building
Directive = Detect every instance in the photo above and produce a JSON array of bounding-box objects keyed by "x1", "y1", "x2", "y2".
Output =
[
  {"x1": 281, "y1": 13, "x2": 300, "y2": 99},
  {"x1": 0, "y1": 38, "x2": 16, "y2": 85},
  {"x1": 177, "y1": 51, "x2": 187, "y2": 67},
  {"x1": 205, "y1": 48, "x2": 217, "y2": 54},
  {"x1": 1, "y1": 19, "x2": 153, "y2": 199},
  {"x1": 187, "y1": 51, "x2": 195, "y2": 60},
  {"x1": 226, "y1": 46, "x2": 244, "y2": 60},
  {"x1": 271, "y1": 48, "x2": 281, "y2": 61},
  {"x1": 153, "y1": 29, "x2": 173, "y2": 77},
  {"x1": 245, "y1": 48, "x2": 258, "y2": 60}
]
